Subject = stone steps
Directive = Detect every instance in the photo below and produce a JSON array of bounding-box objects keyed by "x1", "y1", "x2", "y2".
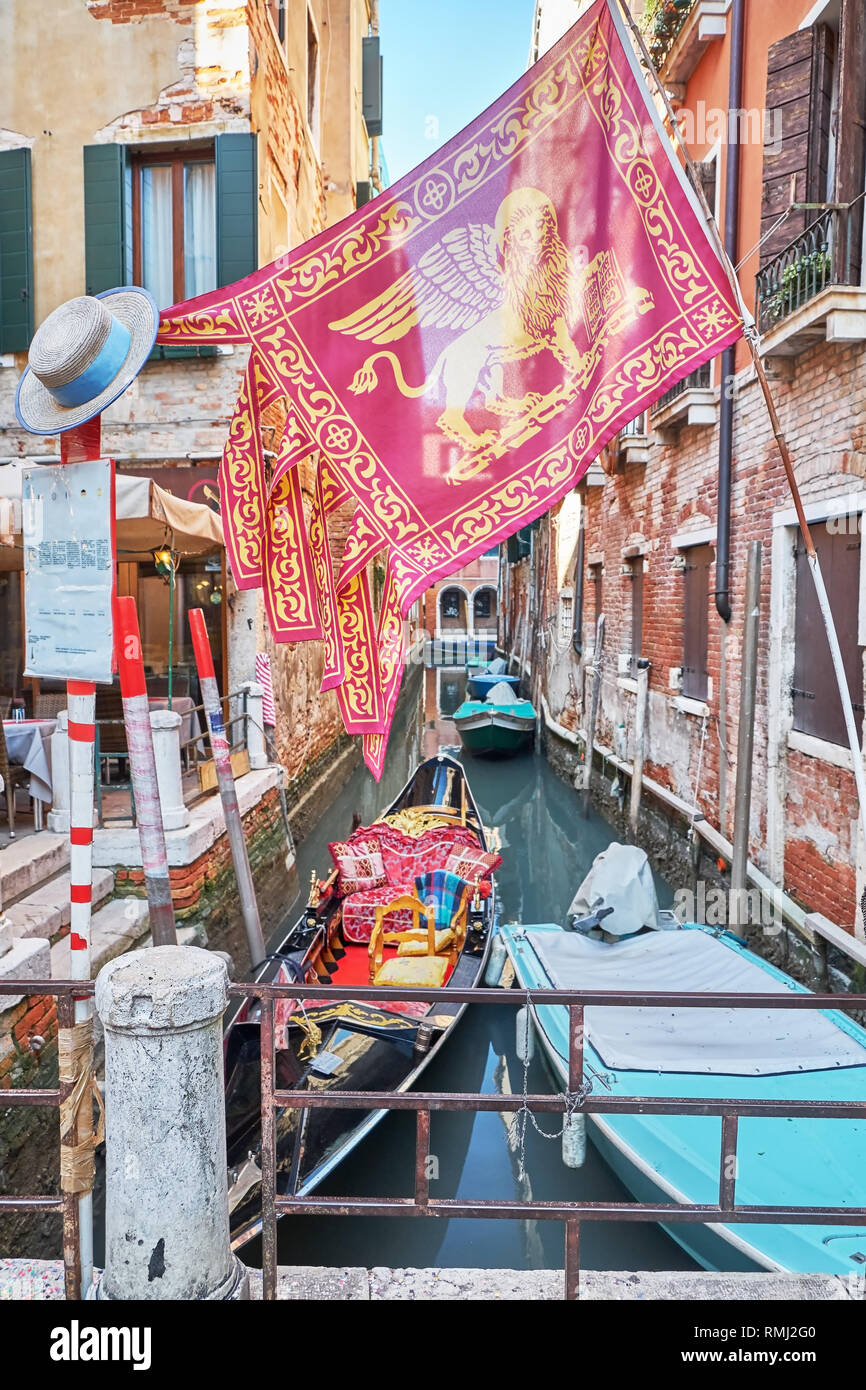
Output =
[
  {"x1": 5, "y1": 868, "x2": 115, "y2": 942},
  {"x1": 51, "y1": 898, "x2": 151, "y2": 980},
  {"x1": 0, "y1": 833, "x2": 70, "y2": 907}
]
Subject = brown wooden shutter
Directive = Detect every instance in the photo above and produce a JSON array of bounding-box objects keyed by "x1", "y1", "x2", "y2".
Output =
[
  {"x1": 760, "y1": 24, "x2": 835, "y2": 267},
  {"x1": 792, "y1": 522, "x2": 863, "y2": 745},
  {"x1": 834, "y1": 0, "x2": 866, "y2": 283},
  {"x1": 682, "y1": 545, "x2": 712, "y2": 702}
]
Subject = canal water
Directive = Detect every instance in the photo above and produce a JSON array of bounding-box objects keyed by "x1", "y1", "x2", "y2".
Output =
[{"x1": 244, "y1": 667, "x2": 698, "y2": 1275}]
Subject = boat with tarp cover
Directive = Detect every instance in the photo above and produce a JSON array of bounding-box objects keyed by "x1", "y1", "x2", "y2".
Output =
[
  {"x1": 224, "y1": 754, "x2": 499, "y2": 1247},
  {"x1": 454, "y1": 680, "x2": 537, "y2": 756},
  {"x1": 499, "y1": 843, "x2": 866, "y2": 1274}
]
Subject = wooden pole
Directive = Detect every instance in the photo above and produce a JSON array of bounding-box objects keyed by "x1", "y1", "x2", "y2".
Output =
[
  {"x1": 620, "y1": 0, "x2": 866, "y2": 933},
  {"x1": 189, "y1": 607, "x2": 266, "y2": 967},
  {"x1": 581, "y1": 613, "x2": 604, "y2": 816},
  {"x1": 731, "y1": 542, "x2": 761, "y2": 926},
  {"x1": 628, "y1": 658, "x2": 650, "y2": 838},
  {"x1": 114, "y1": 595, "x2": 178, "y2": 947}
]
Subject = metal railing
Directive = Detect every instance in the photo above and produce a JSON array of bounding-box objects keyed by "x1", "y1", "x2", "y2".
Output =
[
  {"x1": 8, "y1": 975, "x2": 866, "y2": 1302},
  {"x1": 237, "y1": 977, "x2": 866, "y2": 1301},
  {"x1": 755, "y1": 204, "x2": 857, "y2": 334},
  {"x1": 93, "y1": 687, "x2": 249, "y2": 824},
  {"x1": 651, "y1": 362, "x2": 711, "y2": 415},
  {"x1": 620, "y1": 411, "x2": 646, "y2": 438},
  {"x1": 0, "y1": 979, "x2": 90, "y2": 1300}
]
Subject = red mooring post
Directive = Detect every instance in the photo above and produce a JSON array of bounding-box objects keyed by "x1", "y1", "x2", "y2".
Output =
[
  {"x1": 114, "y1": 596, "x2": 178, "y2": 946},
  {"x1": 189, "y1": 608, "x2": 266, "y2": 966}
]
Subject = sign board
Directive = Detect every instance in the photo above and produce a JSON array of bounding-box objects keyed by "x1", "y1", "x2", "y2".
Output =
[{"x1": 23, "y1": 458, "x2": 115, "y2": 683}]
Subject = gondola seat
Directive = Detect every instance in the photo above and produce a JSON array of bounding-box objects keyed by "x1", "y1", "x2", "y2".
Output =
[{"x1": 337, "y1": 823, "x2": 499, "y2": 944}]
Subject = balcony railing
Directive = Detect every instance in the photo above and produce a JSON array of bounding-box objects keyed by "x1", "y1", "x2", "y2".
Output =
[
  {"x1": 755, "y1": 205, "x2": 858, "y2": 335},
  {"x1": 651, "y1": 362, "x2": 711, "y2": 415},
  {"x1": 620, "y1": 412, "x2": 646, "y2": 437}
]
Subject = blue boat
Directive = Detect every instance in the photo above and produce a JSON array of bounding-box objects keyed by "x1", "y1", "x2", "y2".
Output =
[
  {"x1": 466, "y1": 657, "x2": 521, "y2": 701},
  {"x1": 500, "y1": 913, "x2": 866, "y2": 1274}
]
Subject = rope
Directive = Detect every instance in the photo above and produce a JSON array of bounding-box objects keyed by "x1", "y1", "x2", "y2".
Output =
[
  {"x1": 515, "y1": 990, "x2": 592, "y2": 1182},
  {"x1": 58, "y1": 1019, "x2": 105, "y2": 1196}
]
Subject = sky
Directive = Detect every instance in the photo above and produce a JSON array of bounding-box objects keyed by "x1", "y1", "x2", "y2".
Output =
[{"x1": 380, "y1": 0, "x2": 538, "y2": 184}]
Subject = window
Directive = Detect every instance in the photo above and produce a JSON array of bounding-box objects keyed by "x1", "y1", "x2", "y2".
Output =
[
  {"x1": 473, "y1": 590, "x2": 491, "y2": 620},
  {"x1": 589, "y1": 561, "x2": 603, "y2": 633},
  {"x1": 681, "y1": 544, "x2": 712, "y2": 701},
  {"x1": 132, "y1": 151, "x2": 216, "y2": 307},
  {"x1": 442, "y1": 589, "x2": 461, "y2": 620},
  {"x1": 559, "y1": 592, "x2": 574, "y2": 644},
  {"x1": 268, "y1": 1, "x2": 286, "y2": 44},
  {"x1": 0, "y1": 148, "x2": 33, "y2": 352},
  {"x1": 307, "y1": 10, "x2": 320, "y2": 145},
  {"x1": 792, "y1": 520, "x2": 863, "y2": 745},
  {"x1": 629, "y1": 562, "x2": 644, "y2": 678}
]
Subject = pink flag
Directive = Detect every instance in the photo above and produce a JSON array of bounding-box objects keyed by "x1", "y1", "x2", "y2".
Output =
[{"x1": 158, "y1": 0, "x2": 742, "y2": 777}]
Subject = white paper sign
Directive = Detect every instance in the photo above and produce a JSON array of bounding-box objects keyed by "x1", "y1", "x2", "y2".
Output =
[{"x1": 23, "y1": 459, "x2": 115, "y2": 683}]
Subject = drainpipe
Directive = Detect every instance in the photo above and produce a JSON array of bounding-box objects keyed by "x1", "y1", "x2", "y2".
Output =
[
  {"x1": 715, "y1": 0, "x2": 744, "y2": 624},
  {"x1": 572, "y1": 489, "x2": 586, "y2": 656}
]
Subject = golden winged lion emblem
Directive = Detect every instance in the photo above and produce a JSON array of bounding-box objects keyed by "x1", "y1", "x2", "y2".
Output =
[{"x1": 329, "y1": 187, "x2": 653, "y2": 482}]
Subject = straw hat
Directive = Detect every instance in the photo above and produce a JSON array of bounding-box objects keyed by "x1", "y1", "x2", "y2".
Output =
[{"x1": 15, "y1": 287, "x2": 159, "y2": 436}]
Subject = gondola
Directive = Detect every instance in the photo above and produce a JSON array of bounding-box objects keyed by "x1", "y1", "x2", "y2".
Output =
[{"x1": 224, "y1": 754, "x2": 497, "y2": 1248}]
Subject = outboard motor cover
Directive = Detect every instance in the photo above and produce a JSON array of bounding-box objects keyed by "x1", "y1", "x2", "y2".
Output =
[{"x1": 567, "y1": 843, "x2": 660, "y2": 937}]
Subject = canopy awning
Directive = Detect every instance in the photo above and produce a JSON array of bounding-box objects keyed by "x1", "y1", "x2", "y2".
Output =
[{"x1": 0, "y1": 460, "x2": 224, "y2": 567}]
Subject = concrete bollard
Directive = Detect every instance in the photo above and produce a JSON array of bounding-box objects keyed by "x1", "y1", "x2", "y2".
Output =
[
  {"x1": 241, "y1": 681, "x2": 269, "y2": 770},
  {"x1": 47, "y1": 711, "x2": 70, "y2": 834},
  {"x1": 149, "y1": 710, "x2": 190, "y2": 830},
  {"x1": 94, "y1": 945, "x2": 248, "y2": 1300}
]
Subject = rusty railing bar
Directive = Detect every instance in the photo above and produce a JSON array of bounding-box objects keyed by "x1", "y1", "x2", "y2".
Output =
[
  {"x1": 57, "y1": 990, "x2": 81, "y2": 1300},
  {"x1": 719, "y1": 1112, "x2": 739, "y2": 1212},
  {"x1": 226, "y1": 981, "x2": 866, "y2": 1009},
  {"x1": 565, "y1": 1218, "x2": 580, "y2": 1301},
  {"x1": 0, "y1": 1088, "x2": 62, "y2": 1106},
  {"x1": 259, "y1": 993, "x2": 277, "y2": 1303},
  {"x1": 415, "y1": 1110, "x2": 430, "y2": 1209},
  {"x1": 274, "y1": 1196, "x2": 866, "y2": 1225},
  {"x1": 0, "y1": 1196, "x2": 62, "y2": 1211},
  {"x1": 270, "y1": 1088, "x2": 866, "y2": 1119}
]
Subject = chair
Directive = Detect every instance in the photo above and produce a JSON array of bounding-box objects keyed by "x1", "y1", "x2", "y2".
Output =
[
  {"x1": 34, "y1": 691, "x2": 67, "y2": 720},
  {"x1": 368, "y1": 894, "x2": 451, "y2": 988},
  {"x1": 0, "y1": 719, "x2": 32, "y2": 839}
]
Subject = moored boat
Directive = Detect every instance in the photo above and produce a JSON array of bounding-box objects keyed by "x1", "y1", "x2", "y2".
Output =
[
  {"x1": 224, "y1": 754, "x2": 500, "y2": 1247},
  {"x1": 454, "y1": 680, "x2": 537, "y2": 757},
  {"x1": 466, "y1": 656, "x2": 521, "y2": 701},
  {"x1": 499, "y1": 844, "x2": 866, "y2": 1274}
]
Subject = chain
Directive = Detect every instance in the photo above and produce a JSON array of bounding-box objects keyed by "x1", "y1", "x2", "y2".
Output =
[{"x1": 515, "y1": 990, "x2": 593, "y2": 1183}]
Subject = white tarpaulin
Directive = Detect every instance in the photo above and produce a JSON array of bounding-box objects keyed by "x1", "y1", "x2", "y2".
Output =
[
  {"x1": 529, "y1": 928, "x2": 866, "y2": 1075},
  {"x1": 0, "y1": 459, "x2": 223, "y2": 561}
]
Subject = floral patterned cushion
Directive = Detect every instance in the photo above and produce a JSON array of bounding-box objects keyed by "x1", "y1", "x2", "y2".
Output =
[
  {"x1": 341, "y1": 882, "x2": 417, "y2": 943},
  {"x1": 328, "y1": 837, "x2": 388, "y2": 896},
  {"x1": 444, "y1": 844, "x2": 502, "y2": 882}
]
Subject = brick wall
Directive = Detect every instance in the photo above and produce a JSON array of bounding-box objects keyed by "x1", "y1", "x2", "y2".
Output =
[{"x1": 505, "y1": 334, "x2": 866, "y2": 932}]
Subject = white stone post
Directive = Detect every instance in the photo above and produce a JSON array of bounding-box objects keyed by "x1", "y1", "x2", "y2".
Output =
[
  {"x1": 47, "y1": 710, "x2": 70, "y2": 834},
  {"x1": 94, "y1": 946, "x2": 248, "y2": 1301},
  {"x1": 149, "y1": 710, "x2": 190, "y2": 830},
  {"x1": 241, "y1": 681, "x2": 268, "y2": 769}
]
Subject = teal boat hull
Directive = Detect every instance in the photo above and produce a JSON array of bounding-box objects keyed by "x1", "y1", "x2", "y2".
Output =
[
  {"x1": 501, "y1": 921, "x2": 866, "y2": 1274},
  {"x1": 453, "y1": 698, "x2": 537, "y2": 758}
]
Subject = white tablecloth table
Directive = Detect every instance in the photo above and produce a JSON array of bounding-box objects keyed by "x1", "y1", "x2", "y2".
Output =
[{"x1": 2, "y1": 719, "x2": 56, "y2": 803}]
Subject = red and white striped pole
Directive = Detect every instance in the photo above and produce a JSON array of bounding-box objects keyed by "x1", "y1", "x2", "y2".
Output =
[
  {"x1": 59, "y1": 422, "x2": 102, "y2": 1293},
  {"x1": 114, "y1": 596, "x2": 177, "y2": 947},
  {"x1": 189, "y1": 608, "x2": 266, "y2": 967}
]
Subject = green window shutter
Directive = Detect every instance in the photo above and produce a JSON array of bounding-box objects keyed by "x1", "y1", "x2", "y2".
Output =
[
  {"x1": 215, "y1": 132, "x2": 257, "y2": 288},
  {"x1": 83, "y1": 144, "x2": 130, "y2": 295},
  {"x1": 0, "y1": 147, "x2": 34, "y2": 353}
]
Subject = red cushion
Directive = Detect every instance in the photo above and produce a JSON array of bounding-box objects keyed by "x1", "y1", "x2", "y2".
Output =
[
  {"x1": 328, "y1": 836, "x2": 388, "y2": 896},
  {"x1": 341, "y1": 881, "x2": 417, "y2": 943}
]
